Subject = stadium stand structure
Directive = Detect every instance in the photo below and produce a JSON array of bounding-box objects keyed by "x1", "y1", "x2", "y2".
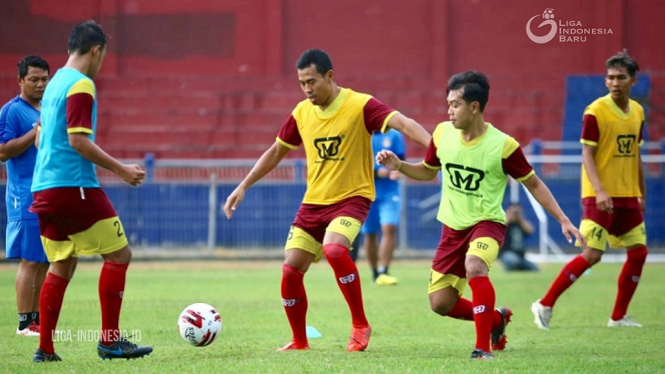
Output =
[{"x1": 0, "y1": 74, "x2": 566, "y2": 160}]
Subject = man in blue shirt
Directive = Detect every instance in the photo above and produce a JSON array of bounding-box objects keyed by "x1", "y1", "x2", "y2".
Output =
[
  {"x1": 0, "y1": 55, "x2": 50, "y2": 336},
  {"x1": 360, "y1": 129, "x2": 406, "y2": 285}
]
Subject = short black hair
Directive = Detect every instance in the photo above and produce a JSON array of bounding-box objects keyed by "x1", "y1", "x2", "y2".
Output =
[
  {"x1": 17, "y1": 55, "x2": 49, "y2": 79},
  {"x1": 447, "y1": 71, "x2": 490, "y2": 112},
  {"x1": 296, "y1": 49, "x2": 333, "y2": 76},
  {"x1": 68, "y1": 20, "x2": 108, "y2": 55},
  {"x1": 605, "y1": 50, "x2": 639, "y2": 77}
]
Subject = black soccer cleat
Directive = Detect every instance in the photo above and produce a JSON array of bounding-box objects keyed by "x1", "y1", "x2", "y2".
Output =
[
  {"x1": 33, "y1": 348, "x2": 62, "y2": 363},
  {"x1": 470, "y1": 348, "x2": 494, "y2": 360},
  {"x1": 98, "y1": 337, "x2": 153, "y2": 360}
]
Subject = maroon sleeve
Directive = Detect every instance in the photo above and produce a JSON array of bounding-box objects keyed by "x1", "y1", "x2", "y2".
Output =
[
  {"x1": 66, "y1": 93, "x2": 94, "y2": 132},
  {"x1": 276, "y1": 114, "x2": 302, "y2": 147},
  {"x1": 502, "y1": 146, "x2": 534, "y2": 180},
  {"x1": 581, "y1": 114, "x2": 599, "y2": 143},
  {"x1": 423, "y1": 139, "x2": 441, "y2": 168},
  {"x1": 363, "y1": 98, "x2": 396, "y2": 133}
]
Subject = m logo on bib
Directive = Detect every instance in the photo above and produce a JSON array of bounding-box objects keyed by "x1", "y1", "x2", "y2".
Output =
[
  {"x1": 445, "y1": 163, "x2": 485, "y2": 191},
  {"x1": 314, "y1": 136, "x2": 342, "y2": 159},
  {"x1": 616, "y1": 134, "x2": 636, "y2": 155}
]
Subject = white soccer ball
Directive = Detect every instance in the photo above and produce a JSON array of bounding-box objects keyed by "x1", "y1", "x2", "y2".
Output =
[{"x1": 177, "y1": 303, "x2": 222, "y2": 347}]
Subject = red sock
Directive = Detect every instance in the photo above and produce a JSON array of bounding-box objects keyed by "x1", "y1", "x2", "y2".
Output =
[
  {"x1": 468, "y1": 276, "x2": 495, "y2": 352},
  {"x1": 541, "y1": 255, "x2": 590, "y2": 307},
  {"x1": 446, "y1": 298, "x2": 474, "y2": 321},
  {"x1": 447, "y1": 297, "x2": 503, "y2": 328},
  {"x1": 611, "y1": 246, "x2": 647, "y2": 320},
  {"x1": 323, "y1": 243, "x2": 368, "y2": 328},
  {"x1": 99, "y1": 261, "x2": 128, "y2": 345},
  {"x1": 39, "y1": 273, "x2": 70, "y2": 354},
  {"x1": 281, "y1": 264, "x2": 308, "y2": 343}
]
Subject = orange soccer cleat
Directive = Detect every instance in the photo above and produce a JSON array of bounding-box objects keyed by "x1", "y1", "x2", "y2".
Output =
[
  {"x1": 277, "y1": 340, "x2": 310, "y2": 351},
  {"x1": 347, "y1": 326, "x2": 372, "y2": 352}
]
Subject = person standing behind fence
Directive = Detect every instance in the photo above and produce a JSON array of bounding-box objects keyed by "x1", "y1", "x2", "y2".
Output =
[
  {"x1": 29, "y1": 20, "x2": 152, "y2": 363},
  {"x1": 223, "y1": 48, "x2": 431, "y2": 352},
  {"x1": 532, "y1": 51, "x2": 648, "y2": 330},
  {"x1": 375, "y1": 70, "x2": 584, "y2": 359},
  {"x1": 499, "y1": 203, "x2": 538, "y2": 272},
  {"x1": 0, "y1": 55, "x2": 50, "y2": 337},
  {"x1": 360, "y1": 129, "x2": 406, "y2": 285}
]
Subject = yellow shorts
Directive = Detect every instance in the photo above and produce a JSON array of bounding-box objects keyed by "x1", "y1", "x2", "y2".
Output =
[
  {"x1": 428, "y1": 236, "x2": 500, "y2": 295},
  {"x1": 41, "y1": 217, "x2": 129, "y2": 262},
  {"x1": 578, "y1": 219, "x2": 647, "y2": 250},
  {"x1": 428, "y1": 270, "x2": 467, "y2": 295},
  {"x1": 285, "y1": 216, "x2": 361, "y2": 262}
]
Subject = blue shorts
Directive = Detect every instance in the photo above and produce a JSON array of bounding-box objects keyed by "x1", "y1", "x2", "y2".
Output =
[
  {"x1": 360, "y1": 194, "x2": 401, "y2": 235},
  {"x1": 5, "y1": 219, "x2": 48, "y2": 263}
]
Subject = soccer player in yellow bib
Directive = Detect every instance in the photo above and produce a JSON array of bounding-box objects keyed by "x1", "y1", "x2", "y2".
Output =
[
  {"x1": 376, "y1": 71, "x2": 584, "y2": 360},
  {"x1": 224, "y1": 49, "x2": 430, "y2": 352},
  {"x1": 532, "y1": 51, "x2": 648, "y2": 329}
]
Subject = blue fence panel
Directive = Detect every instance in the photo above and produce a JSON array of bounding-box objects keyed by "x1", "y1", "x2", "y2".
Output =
[{"x1": 0, "y1": 177, "x2": 663, "y2": 251}]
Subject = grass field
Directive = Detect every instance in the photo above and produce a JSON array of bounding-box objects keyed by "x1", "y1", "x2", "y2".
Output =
[{"x1": 2, "y1": 259, "x2": 664, "y2": 373}]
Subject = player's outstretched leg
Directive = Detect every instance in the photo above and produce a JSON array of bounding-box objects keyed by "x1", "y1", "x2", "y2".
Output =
[
  {"x1": 323, "y1": 243, "x2": 371, "y2": 351},
  {"x1": 609, "y1": 245, "x2": 647, "y2": 327},
  {"x1": 279, "y1": 263, "x2": 310, "y2": 351}
]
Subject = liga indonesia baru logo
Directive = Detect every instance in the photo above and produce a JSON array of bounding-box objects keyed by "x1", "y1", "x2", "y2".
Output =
[{"x1": 526, "y1": 8, "x2": 613, "y2": 44}]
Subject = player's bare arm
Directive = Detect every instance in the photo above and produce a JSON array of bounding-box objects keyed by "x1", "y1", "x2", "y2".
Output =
[
  {"x1": 0, "y1": 128, "x2": 37, "y2": 162},
  {"x1": 582, "y1": 144, "x2": 613, "y2": 213},
  {"x1": 224, "y1": 141, "x2": 291, "y2": 219},
  {"x1": 521, "y1": 174, "x2": 586, "y2": 246},
  {"x1": 638, "y1": 153, "x2": 646, "y2": 212},
  {"x1": 376, "y1": 150, "x2": 438, "y2": 181},
  {"x1": 68, "y1": 132, "x2": 145, "y2": 186},
  {"x1": 385, "y1": 113, "x2": 431, "y2": 148}
]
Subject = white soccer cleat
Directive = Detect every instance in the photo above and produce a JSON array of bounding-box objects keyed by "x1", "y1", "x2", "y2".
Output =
[
  {"x1": 608, "y1": 316, "x2": 642, "y2": 327},
  {"x1": 531, "y1": 299, "x2": 552, "y2": 330},
  {"x1": 17, "y1": 322, "x2": 40, "y2": 336}
]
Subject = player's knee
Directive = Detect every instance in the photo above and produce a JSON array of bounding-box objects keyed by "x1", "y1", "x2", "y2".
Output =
[
  {"x1": 20, "y1": 259, "x2": 42, "y2": 272},
  {"x1": 103, "y1": 245, "x2": 132, "y2": 264},
  {"x1": 627, "y1": 245, "x2": 647, "y2": 264},
  {"x1": 429, "y1": 296, "x2": 455, "y2": 316},
  {"x1": 465, "y1": 256, "x2": 489, "y2": 278},
  {"x1": 282, "y1": 263, "x2": 304, "y2": 280},
  {"x1": 322, "y1": 243, "x2": 348, "y2": 259},
  {"x1": 582, "y1": 248, "x2": 603, "y2": 265},
  {"x1": 381, "y1": 225, "x2": 397, "y2": 236}
]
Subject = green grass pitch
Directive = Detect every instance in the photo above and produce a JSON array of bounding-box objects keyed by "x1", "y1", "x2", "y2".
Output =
[{"x1": 2, "y1": 260, "x2": 664, "y2": 373}]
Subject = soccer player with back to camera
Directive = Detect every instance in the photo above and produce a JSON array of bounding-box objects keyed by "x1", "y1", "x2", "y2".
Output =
[
  {"x1": 532, "y1": 51, "x2": 648, "y2": 329},
  {"x1": 0, "y1": 55, "x2": 50, "y2": 337},
  {"x1": 376, "y1": 71, "x2": 585, "y2": 359},
  {"x1": 224, "y1": 49, "x2": 431, "y2": 352},
  {"x1": 29, "y1": 20, "x2": 152, "y2": 362}
]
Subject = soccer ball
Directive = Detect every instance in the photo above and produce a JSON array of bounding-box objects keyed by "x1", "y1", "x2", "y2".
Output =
[{"x1": 177, "y1": 303, "x2": 222, "y2": 347}]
